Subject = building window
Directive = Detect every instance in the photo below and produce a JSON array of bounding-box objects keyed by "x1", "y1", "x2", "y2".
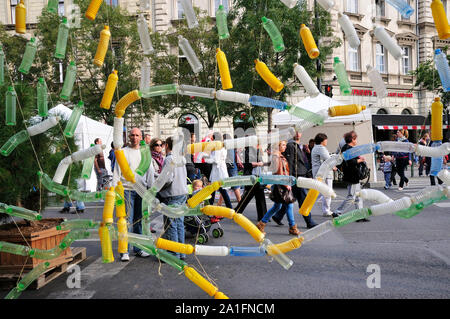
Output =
[
  {"x1": 105, "y1": 0, "x2": 119, "y2": 7},
  {"x1": 376, "y1": 43, "x2": 386, "y2": 74},
  {"x1": 348, "y1": 45, "x2": 360, "y2": 71},
  {"x1": 376, "y1": 0, "x2": 385, "y2": 17},
  {"x1": 177, "y1": 0, "x2": 185, "y2": 19},
  {"x1": 402, "y1": 46, "x2": 412, "y2": 74},
  {"x1": 10, "y1": 0, "x2": 18, "y2": 24},
  {"x1": 215, "y1": 0, "x2": 229, "y2": 12},
  {"x1": 346, "y1": 0, "x2": 358, "y2": 14},
  {"x1": 58, "y1": 0, "x2": 65, "y2": 16}
]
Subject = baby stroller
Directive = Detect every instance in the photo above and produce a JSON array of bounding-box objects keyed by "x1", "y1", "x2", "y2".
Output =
[{"x1": 184, "y1": 182, "x2": 224, "y2": 244}]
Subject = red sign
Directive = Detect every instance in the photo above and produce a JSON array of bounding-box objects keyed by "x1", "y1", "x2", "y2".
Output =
[{"x1": 351, "y1": 89, "x2": 413, "y2": 98}]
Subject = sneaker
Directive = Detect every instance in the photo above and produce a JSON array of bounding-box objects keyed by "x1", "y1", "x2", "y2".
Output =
[
  {"x1": 76, "y1": 209, "x2": 85, "y2": 214},
  {"x1": 331, "y1": 212, "x2": 341, "y2": 218},
  {"x1": 59, "y1": 207, "x2": 70, "y2": 214},
  {"x1": 323, "y1": 212, "x2": 333, "y2": 217},
  {"x1": 272, "y1": 216, "x2": 284, "y2": 226},
  {"x1": 136, "y1": 250, "x2": 150, "y2": 258},
  {"x1": 306, "y1": 223, "x2": 318, "y2": 229},
  {"x1": 398, "y1": 187, "x2": 403, "y2": 191},
  {"x1": 356, "y1": 218, "x2": 370, "y2": 222},
  {"x1": 120, "y1": 253, "x2": 130, "y2": 262}
]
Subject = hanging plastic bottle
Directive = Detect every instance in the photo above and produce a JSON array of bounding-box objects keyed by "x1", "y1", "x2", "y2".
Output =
[
  {"x1": 434, "y1": 49, "x2": 450, "y2": 92},
  {"x1": 55, "y1": 17, "x2": 69, "y2": 59},
  {"x1": 179, "y1": 0, "x2": 199, "y2": 29},
  {"x1": 215, "y1": 90, "x2": 250, "y2": 105},
  {"x1": 81, "y1": 144, "x2": 96, "y2": 179},
  {"x1": 6, "y1": 86, "x2": 16, "y2": 126},
  {"x1": 0, "y1": 130, "x2": 29, "y2": 156},
  {"x1": 37, "y1": 77, "x2": 48, "y2": 117},
  {"x1": 386, "y1": 0, "x2": 414, "y2": 19},
  {"x1": 431, "y1": 97, "x2": 443, "y2": 141},
  {"x1": 249, "y1": 96, "x2": 287, "y2": 110},
  {"x1": 47, "y1": 0, "x2": 58, "y2": 13},
  {"x1": 60, "y1": 61, "x2": 77, "y2": 100},
  {"x1": 178, "y1": 85, "x2": 215, "y2": 99},
  {"x1": 293, "y1": 63, "x2": 319, "y2": 97},
  {"x1": 178, "y1": 35, "x2": 203, "y2": 74},
  {"x1": 316, "y1": 0, "x2": 335, "y2": 10},
  {"x1": 64, "y1": 101, "x2": 84, "y2": 138},
  {"x1": 140, "y1": 84, "x2": 178, "y2": 98},
  {"x1": 430, "y1": 141, "x2": 444, "y2": 176},
  {"x1": 140, "y1": 58, "x2": 151, "y2": 91},
  {"x1": 100, "y1": 70, "x2": 118, "y2": 110},
  {"x1": 374, "y1": 26, "x2": 403, "y2": 60},
  {"x1": 216, "y1": 48, "x2": 232, "y2": 90},
  {"x1": 85, "y1": 0, "x2": 103, "y2": 21},
  {"x1": 137, "y1": 14, "x2": 154, "y2": 55},
  {"x1": 254, "y1": 59, "x2": 284, "y2": 92},
  {"x1": 328, "y1": 104, "x2": 366, "y2": 117},
  {"x1": 431, "y1": 0, "x2": 450, "y2": 39},
  {"x1": 337, "y1": 13, "x2": 360, "y2": 49},
  {"x1": 333, "y1": 57, "x2": 351, "y2": 95},
  {"x1": 279, "y1": 0, "x2": 298, "y2": 8},
  {"x1": 286, "y1": 104, "x2": 326, "y2": 125},
  {"x1": 136, "y1": 140, "x2": 151, "y2": 176},
  {"x1": 0, "y1": 44, "x2": 4, "y2": 86},
  {"x1": 366, "y1": 65, "x2": 388, "y2": 98},
  {"x1": 216, "y1": 5, "x2": 230, "y2": 40},
  {"x1": 342, "y1": 143, "x2": 380, "y2": 160},
  {"x1": 19, "y1": 37, "x2": 37, "y2": 75},
  {"x1": 102, "y1": 187, "x2": 115, "y2": 224},
  {"x1": 262, "y1": 17, "x2": 285, "y2": 53},
  {"x1": 299, "y1": 24, "x2": 319, "y2": 59},
  {"x1": 139, "y1": 0, "x2": 150, "y2": 10},
  {"x1": 15, "y1": 0, "x2": 26, "y2": 34},
  {"x1": 94, "y1": 26, "x2": 111, "y2": 67}
]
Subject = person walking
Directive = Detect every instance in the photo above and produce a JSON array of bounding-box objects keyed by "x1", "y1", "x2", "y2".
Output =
[
  {"x1": 186, "y1": 133, "x2": 201, "y2": 183},
  {"x1": 418, "y1": 134, "x2": 429, "y2": 176},
  {"x1": 94, "y1": 138, "x2": 108, "y2": 191},
  {"x1": 221, "y1": 133, "x2": 242, "y2": 203},
  {"x1": 381, "y1": 155, "x2": 394, "y2": 190},
  {"x1": 108, "y1": 142, "x2": 116, "y2": 173},
  {"x1": 256, "y1": 140, "x2": 300, "y2": 236},
  {"x1": 394, "y1": 129, "x2": 412, "y2": 191}
]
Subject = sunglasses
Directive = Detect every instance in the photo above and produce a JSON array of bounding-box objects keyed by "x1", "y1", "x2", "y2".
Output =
[{"x1": 155, "y1": 143, "x2": 163, "y2": 147}]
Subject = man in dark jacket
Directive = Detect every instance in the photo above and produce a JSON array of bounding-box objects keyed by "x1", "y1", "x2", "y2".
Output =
[{"x1": 334, "y1": 131, "x2": 369, "y2": 221}]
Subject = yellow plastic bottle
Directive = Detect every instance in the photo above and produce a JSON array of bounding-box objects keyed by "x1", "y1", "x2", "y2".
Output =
[
  {"x1": 115, "y1": 181, "x2": 126, "y2": 218},
  {"x1": 431, "y1": 0, "x2": 450, "y2": 39},
  {"x1": 15, "y1": 0, "x2": 26, "y2": 34},
  {"x1": 98, "y1": 224, "x2": 114, "y2": 263},
  {"x1": 216, "y1": 48, "x2": 233, "y2": 90},
  {"x1": 201, "y1": 206, "x2": 236, "y2": 219},
  {"x1": 156, "y1": 238, "x2": 194, "y2": 255},
  {"x1": 184, "y1": 266, "x2": 218, "y2": 297},
  {"x1": 299, "y1": 188, "x2": 320, "y2": 216},
  {"x1": 254, "y1": 59, "x2": 284, "y2": 93},
  {"x1": 102, "y1": 187, "x2": 115, "y2": 224},
  {"x1": 186, "y1": 141, "x2": 224, "y2": 154},
  {"x1": 94, "y1": 26, "x2": 111, "y2": 67},
  {"x1": 85, "y1": 0, "x2": 103, "y2": 21},
  {"x1": 328, "y1": 104, "x2": 366, "y2": 117},
  {"x1": 114, "y1": 90, "x2": 141, "y2": 118},
  {"x1": 214, "y1": 292, "x2": 229, "y2": 299},
  {"x1": 100, "y1": 70, "x2": 118, "y2": 110},
  {"x1": 233, "y1": 213, "x2": 265, "y2": 243},
  {"x1": 267, "y1": 237, "x2": 303, "y2": 255},
  {"x1": 299, "y1": 24, "x2": 320, "y2": 59},
  {"x1": 117, "y1": 217, "x2": 128, "y2": 254},
  {"x1": 187, "y1": 181, "x2": 222, "y2": 208},
  {"x1": 115, "y1": 149, "x2": 136, "y2": 183},
  {"x1": 431, "y1": 97, "x2": 444, "y2": 141}
]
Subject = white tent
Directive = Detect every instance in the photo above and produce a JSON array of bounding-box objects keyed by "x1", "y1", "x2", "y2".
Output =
[{"x1": 48, "y1": 104, "x2": 114, "y2": 192}]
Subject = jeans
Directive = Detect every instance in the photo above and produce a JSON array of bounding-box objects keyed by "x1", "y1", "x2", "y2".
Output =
[
  {"x1": 64, "y1": 200, "x2": 85, "y2": 210},
  {"x1": 227, "y1": 167, "x2": 239, "y2": 190},
  {"x1": 124, "y1": 190, "x2": 143, "y2": 254},
  {"x1": 161, "y1": 195, "x2": 187, "y2": 259},
  {"x1": 262, "y1": 202, "x2": 295, "y2": 227},
  {"x1": 384, "y1": 172, "x2": 392, "y2": 189},
  {"x1": 335, "y1": 183, "x2": 363, "y2": 214},
  {"x1": 96, "y1": 168, "x2": 108, "y2": 191},
  {"x1": 274, "y1": 185, "x2": 316, "y2": 227},
  {"x1": 209, "y1": 188, "x2": 232, "y2": 208}
]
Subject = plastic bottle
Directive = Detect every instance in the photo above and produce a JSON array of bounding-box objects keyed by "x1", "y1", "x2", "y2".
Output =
[
  {"x1": 299, "y1": 187, "x2": 320, "y2": 216},
  {"x1": 293, "y1": 63, "x2": 319, "y2": 97},
  {"x1": 254, "y1": 59, "x2": 284, "y2": 92},
  {"x1": 216, "y1": 4, "x2": 230, "y2": 40},
  {"x1": 85, "y1": 0, "x2": 103, "y2": 21},
  {"x1": 215, "y1": 90, "x2": 250, "y2": 105},
  {"x1": 136, "y1": 140, "x2": 151, "y2": 176},
  {"x1": 377, "y1": 141, "x2": 416, "y2": 153},
  {"x1": 139, "y1": 0, "x2": 150, "y2": 10},
  {"x1": 140, "y1": 58, "x2": 151, "y2": 91},
  {"x1": 57, "y1": 219, "x2": 97, "y2": 231},
  {"x1": 94, "y1": 26, "x2": 110, "y2": 67},
  {"x1": 187, "y1": 181, "x2": 222, "y2": 208},
  {"x1": 259, "y1": 175, "x2": 296, "y2": 186},
  {"x1": 316, "y1": 154, "x2": 343, "y2": 180},
  {"x1": 3, "y1": 205, "x2": 41, "y2": 221},
  {"x1": 333, "y1": 57, "x2": 351, "y2": 95},
  {"x1": 117, "y1": 217, "x2": 128, "y2": 254},
  {"x1": 435, "y1": 49, "x2": 450, "y2": 92},
  {"x1": 100, "y1": 70, "x2": 118, "y2": 110},
  {"x1": 195, "y1": 245, "x2": 229, "y2": 256},
  {"x1": 300, "y1": 220, "x2": 334, "y2": 243},
  {"x1": 184, "y1": 266, "x2": 218, "y2": 297},
  {"x1": 179, "y1": 0, "x2": 199, "y2": 29},
  {"x1": 5, "y1": 86, "x2": 16, "y2": 126},
  {"x1": 366, "y1": 65, "x2": 388, "y2": 98},
  {"x1": 261, "y1": 238, "x2": 293, "y2": 270},
  {"x1": 415, "y1": 142, "x2": 450, "y2": 157},
  {"x1": 178, "y1": 85, "x2": 215, "y2": 99},
  {"x1": 178, "y1": 35, "x2": 203, "y2": 74},
  {"x1": 386, "y1": 0, "x2": 414, "y2": 18},
  {"x1": 280, "y1": 0, "x2": 298, "y2": 8},
  {"x1": 140, "y1": 84, "x2": 178, "y2": 98},
  {"x1": 98, "y1": 224, "x2": 114, "y2": 263},
  {"x1": 27, "y1": 116, "x2": 60, "y2": 137},
  {"x1": 431, "y1": 0, "x2": 450, "y2": 39},
  {"x1": 37, "y1": 78, "x2": 48, "y2": 117},
  {"x1": 316, "y1": 0, "x2": 335, "y2": 10},
  {"x1": 333, "y1": 208, "x2": 372, "y2": 227},
  {"x1": 71, "y1": 144, "x2": 106, "y2": 162},
  {"x1": 19, "y1": 37, "x2": 37, "y2": 75},
  {"x1": 286, "y1": 104, "x2": 326, "y2": 125},
  {"x1": 81, "y1": 144, "x2": 96, "y2": 179},
  {"x1": 53, "y1": 155, "x2": 73, "y2": 183},
  {"x1": 60, "y1": 61, "x2": 77, "y2": 100},
  {"x1": 216, "y1": 48, "x2": 233, "y2": 90},
  {"x1": 17, "y1": 262, "x2": 51, "y2": 292},
  {"x1": 115, "y1": 181, "x2": 126, "y2": 217},
  {"x1": 328, "y1": 104, "x2": 366, "y2": 117},
  {"x1": 437, "y1": 169, "x2": 450, "y2": 184},
  {"x1": 223, "y1": 135, "x2": 258, "y2": 150},
  {"x1": 113, "y1": 117, "x2": 124, "y2": 149},
  {"x1": 137, "y1": 14, "x2": 154, "y2": 56},
  {"x1": 64, "y1": 101, "x2": 84, "y2": 138},
  {"x1": 233, "y1": 213, "x2": 265, "y2": 243},
  {"x1": 0, "y1": 241, "x2": 31, "y2": 256},
  {"x1": 102, "y1": 187, "x2": 115, "y2": 224},
  {"x1": 370, "y1": 196, "x2": 412, "y2": 216},
  {"x1": 0, "y1": 44, "x2": 4, "y2": 86},
  {"x1": 430, "y1": 141, "x2": 444, "y2": 176},
  {"x1": 356, "y1": 189, "x2": 393, "y2": 204},
  {"x1": 374, "y1": 26, "x2": 403, "y2": 60},
  {"x1": 296, "y1": 177, "x2": 336, "y2": 198},
  {"x1": 266, "y1": 237, "x2": 303, "y2": 255},
  {"x1": 229, "y1": 246, "x2": 265, "y2": 257},
  {"x1": 114, "y1": 90, "x2": 141, "y2": 117},
  {"x1": 299, "y1": 24, "x2": 319, "y2": 59},
  {"x1": 115, "y1": 149, "x2": 136, "y2": 183},
  {"x1": 221, "y1": 175, "x2": 258, "y2": 188},
  {"x1": 37, "y1": 171, "x2": 70, "y2": 196},
  {"x1": 293, "y1": 110, "x2": 329, "y2": 133},
  {"x1": 431, "y1": 97, "x2": 444, "y2": 141},
  {"x1": 249, "y1": 96, "x2": 287, "y2": 110},
  {"x1": 262, "y1": 17, "x2": 285, "y2": 53},
  {"x1": 338, "y1": 13, "x2": 360, "y2": 49},
  {"x1": 0, "y1": 130, "x2": 29, "y2": 156},
  {"x1": 15, "y1": 0, "x2": 26, "y2": 34},
  {"x1": 47, "y1": 0, "x2": 58, "y2": 13},
  {"x1": 55, "y1": 17, "x2": 69, "y2": 59},
  {"x1": 156, "y1": 238, "x2": 194, "y2": 255}
]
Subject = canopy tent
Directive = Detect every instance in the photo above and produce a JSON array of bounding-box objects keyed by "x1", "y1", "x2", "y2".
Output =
[{"x1": 48, "y1": 104, "x2": 114, "y2": 192}]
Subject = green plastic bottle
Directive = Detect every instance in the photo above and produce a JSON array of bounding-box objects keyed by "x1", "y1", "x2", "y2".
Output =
[
  {"x1": 55, "y1": 17, "x2": 69, "y2": 59},
  {"x1": 333, "y1": 208, "x2": 372, "y2": 227},
  {"x1": 6, "y1": 86, "x2": 16, "y2": 126},
  {"x1": 64, "y1": 101, "x2": 84, "y2": 138},
  {"x1": 17, "y1": 262, "x2": 50, "y2": 291},
  {"x1": 0, "y1": 241, "x2": 31, "y2": 256},
  {"x1": 37, "y1": 171, "x2": 70, "y2": 196},
  {"x1": 140, "y1": 84, "x2": 178, "y2": 98},
  {"x1": 28, "y1": 246, "x2": 62, "y2": 259},
  {"x1": 1, "y1": 205, "x2": 41, "y2": 221},
  {"x1": 0, "y1": 130, "x2": 29, "y2": 156},
  {"x1": 286, "y1": 104, "x2": 325, "y2": 125},
  {"x1": 60, "y1": 61, "x2": 77, "y2": 100},
  {"x1": 136, "y1": 140, "x2": 151, "y2": 176},
  {"x1": 4, "y1": 287, "x2": 22, "y2": 299},
  {"x1": 261, "y1": 16, "x2": 285, "y2": 53},
  {"x1": 69, "y1": 189, "x2": 103, "y2": 202},
  {"x1": 333, "y1": 57, "x2": 352, "y2": 96},
  {"x1": 37, "y1": 77, "x2": 48, "y2": 117},
  {"x1": 57, "y1": 219, "x2": 97, "y2": 231},
  {"x1": 0, "y1": 44, "x2": 5, "y2": 85},
  {"x1": 47, "y1": 0, "x2": 58, "y2": 13},
  {"x1": 216, "y1": 5, "x2": 230, "y2": 40},
  {"x1": 81, "y1": 143, "x2": 96, "y2": 179},
  {"x1": 19, "y1": 38, "x2": 37, "y2": 75}
]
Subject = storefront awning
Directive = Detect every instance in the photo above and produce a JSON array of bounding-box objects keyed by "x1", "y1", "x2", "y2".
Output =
[{"x1": 376, "y1": 125, "x2": 450, "y2": 130}]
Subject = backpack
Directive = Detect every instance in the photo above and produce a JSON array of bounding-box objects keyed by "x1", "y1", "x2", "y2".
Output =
[{"x1": 357, "y1": 161, "x2": 370, "y2": 181}]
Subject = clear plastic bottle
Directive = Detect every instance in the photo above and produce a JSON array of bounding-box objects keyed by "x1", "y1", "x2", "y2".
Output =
[
  {"x1": 58, "y1": 219, "x2": 97, "y2": 231},
  {"x1": 262, "y1": 17, "x2": 285, "y2": 53},
  {"x1": 137, "y1": 14, "x2": 154, "y2": 55},
  {"x1": 249, "y1": 96, "x2": 287, "y2": 110},
  {"x1": 17, "y1": 262, "x2": 50, "y2": 292},
  {"x1": 286, "y1": 104, "x2": 326, "y2": 125},
  {"x1": 435, "y1": 49, "x2": 450, "y2": 92},
  {"x1": 299, "y1": 24, "x2": 319, "y2": 59},
  {"x1": 15, "y1": 0, "x2": 26, "y2": 34},
  {"x1": 259, "y1": 175, "x2": 296, "y2": 186},
  {"x1": 0, "y1": 44, "x2": 4, "y2": 86},
  {"x1": 216, "y1": 4, "x2": 230, "y2": 40},
  {"x1": 374, "y1": 26, "x2": 403, "y2": 60},
  {"x1": 342, "y1": 143, "x2": 380, "y2": 160},
  {"x1": 27, "y1": 116, "x2": 60, "y2": 137},
  {"x1": 195, "y1": 245, "x2": 229, "y2": 256},
  {"x1": 437, "y1": 168, "x2": 450, "y2": 184},
  {"x1": 81, "y1": 144, "x2": 96, "y2": 179},
  {"x1": 431, "y1": 0, "x2": 450, "y2": 39},
  {"x1": 254, "y1": 59, "x2": 284, "y2": 92},
  {"x1": 215, "y1": 90, "x2": 250, "y2": 105},
  {"x1": 5, "y1": 86, "x2": 16, "y2": 126},
  {"x1": 293, "y1": 110, "x2": 328, "y2": 133},
  {"x1": 178, "y1": 85, "x2": 215, "y2": 99},
  {"x1": 293, "y1": 63, "x2": 319, "y2": 97},
  {"x1": 296, "y1": 177, "x2": 336, "y2": 198},
  {"x1": 85, "y1": 0, "x2": 103, "y2": 21},
  {"x1": 139, "y1": 0, "x2": 150, "y2": 11},
  {"x1": 221, "y1": 175, "x2": 258, "y2": 188},
  {"x1": 64, "y1": 101, "x2": 84, "y2": 138},
  {"x1": 2, "y1": 205, "x2": 41, "y2": 221},
  {"x1": 279, "y1": 0, "x2": 298, "y2": 8},
  {"x1": 0, "y1": 241, "x2": 31, "y2": 256},
  {"x1": 386, "y1": 0, "x2": 414, "y2": 19},
  {"x1": 316, "y1": 0, "x2": 335, "y2": 10},
  {"x1": 37, "y1": 78, "x2": 48, "y2": 117},
  {"x1": 316, "y1": 154, "x2": 343, "y2": 180},
  {"x1": 179, "y1": 0, "x2": 199, "y2": 29},
  {"x1": 430, "y1": 141, "x2": 443, "y2": 176},
  {"x1": 216, "y1": 48, "x2": 233, "y2": 90},
  {"x1": 229, "y1": 246, "x2": 265, "y2": 257},
  {"x1": 37, "y1": 171, "x2": 70, "y2": 196},
  {"x1": 94, "y1": 25, "x2": 110, "y2": 67},
  {"x1": 338, "y1": 13, "x2": 360, "y2": 49},
  {"x1": 113, "y1": 117, "x2": 124, "y2": 149},
  {"x1": 71, "y1": 144, "x2": 105, "y2": 162},
  {"x1": 19, "y1": 38, "x2": 37, "y2": 75},
  {"x1": 261, "y1": 238, "x2": 293, "y2": 270},
  {"x1": 55, "y1": 16, "x2": 69, "y2": 59},
  {"x1": 415, "y1": 142, "x2": 450, "y2": 157},
  {"x1": 178, "y1": 35, "x2": 203, "y2": 74},
  {"x1": 60, "y1": 61, "x2": 77, "y2": 100},
  {"x1": 223, "y1": 135, "x2": 258, "y2": 150},
  {"x1": 140, "y1": 84, "x2": 178, "y2": 98},
  {"x1": 136, "y1": 140, "x2": 151, "y2": 176},
  {"x1": 139, "y1": 58, "x2": 151, "y2": 91},
  {"x1": 366, "y1": 65, "x2": 388, "y2": 98},
  {"x1": 333, "y1": 57, "x2": 351, "y2": 95},
  {"x1": 431, "y1": 97, "x2": 444, "y2": 141},
  {"x1": 100, "y1": 70, "x2": 118, "y2": 110},
  {"x1": 328, "y1": 104, "x2": 366, "y2": 117},
  {"x1": 370, "y1": 196, "x2": 412, "y2": 216},
  {"x1": 0, "y1": 130, "x2": 29, "y2": 156},
  {"x1": 377, "y1": 141, "x2": 415, "y2": 153}
]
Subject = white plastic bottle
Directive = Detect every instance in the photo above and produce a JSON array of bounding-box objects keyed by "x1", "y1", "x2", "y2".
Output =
[
  {"x1": 293, "y1": 63, "x2": 319, "y2": 97},
  {"x1": 178, "y1": 35, "x2": 203, "y2": 74},
  {"x1": 140, "y1": 57, "x2": 151, "y2": 91},
  {"x1": 137, "y1": 14, "x2": 154, "y2": 55},
  {"x1": 279, "y1": 0, "x2": 298, "y2": 8},
  {"x1": 316, "y1": 0, "x2": 335, "y2": 10},
  {"x1": 338, "y1": 13, "x2": 360, "y2": 49},
  {"x1": 215, "y1": 90, "x2": 250, "y2": 105},
  {"x1": 374, "y1": 26, "x2": 403, "y2": 60},
  {"x1": 366, "y1": 65, "x2": 388, "y2": 98},
  {"x1": 179, "y1": 0, "x2": 199, "y2": 29}
]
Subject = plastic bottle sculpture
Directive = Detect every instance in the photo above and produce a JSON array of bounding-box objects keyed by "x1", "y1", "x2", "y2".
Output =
[
  {"x1": 19, "y1": 37, "x2": 37, "y2": 75},
  {"x1": 0, "y1": 44, "x2": 4, "y2": 85},
  {"x1": 435, "y1": 49, "x2": 450, "y2": 92},
  {"x1": 262, "y1": 17, "x2": 285, "y2": 53},
  {"x1": 85, "y1": 0, "x2": 103, "y2": 21},
  {"x1": 64, "y1": 101, "x2": 84, "y2": 138},
  {"x1": 216, "y1": 5, "x2": 230, "y2": 40},
  {"x1": 178, "y1": 85, "x2": 215, "y2": 99},
  {"x1": 0, "y1": 130, "x2": 28, "y2": 156},
  {"x1": 249, "y1": 96, "x2": 287, "y2": 110},
  {"x1": 280, "y1": 0, "x2": 298, "y2": 8},
  {"x1": 337, "y1": 13, "x2": 360, "y2": 49},
  {"x1": 140, "y1": 84, "x2": 177, "y2": 98},
  {"x1": 216, "y1": 48, "x2": 232, "y2": 90},
  {"x1": 47, "y1": 0, "x2": 58, "y2": 13},
  {"x1": 60, "y1": 61, "x2": 77, "y2": 100},
  {"x1": 5, "y1": 87, "x2": 16, "y2": 126},
  {"x1": 431, "y1": 97, "x2": 444, "y2": 141},
  {"x1": 342, "y1": 143, "x2": 380, "y2": 161},
  {"x1": 100, "y1": 70, "x2": 118, "y2": 110},
  {"x1": 178, "y1": 35, "x2": 203, "y2": 74},
  {"x1": 179, "y1": 0, "x2": 199, "y2": 29},
  {"x1": 366, "y1": 65, "x2": 388, "y2": 98},
  {"x1": 299, "y1": 177, "x2": 322, "y2": 217},
  {"x1": 139, "y1": 0, "x2": 150, "y2": 10},
  {"x1": 316, "y1": 0, "x2": 335, "y2": 10},
  {"x1": 333, "y1": 57, "x2": 351, "y2": 95},
  {"x1": 37, "y1": 78, "x2": 48, "y2": 117},
  {"x1": 299, "y1": 24, "x2": 319, "y2": 59},
  {"x1": 114, "y1": 90, "x2": 141, "y2": 117},
  {"x1": 94, "y1": 26, "x2": 110, "y2": 67},
  {"x1": 81, "y1": 144, "x2": 96, "y2": 179},
  {"x1": 137, "y1": 14, "x2": 154, "y2": 55},
  {"x1": 328, "y1": 104, "x2": 366, "y2": 117},
  {"x1": 430, "y1": 142, "x2": 444, "y2": 176},
  {"x1": 140, "y1": 58, "x2": 151, "y2": 92},
  {"x1": 136, "y1": 140, "x2": 151, "y2": 176},
  {"x1": 293, "y1": 63, "x2": 320, "y2": 97},
  {"x1": 386, "y1": 0, "x2": 414, "y2": 19},
  {"x1": 215, "y1": 90, "x2": 250, "y2": 105},
  {"x1": 374, "y1": 26, "x2": 403, "y2": 60},
  {"x1": 431, "y1": 0, "x2": 450, "y2": 39},
  {"x1": 55, "y1": 17, "x2": 69, "y2": 59},
  {"x1": 98, "y1": 224, "x2": 114, "y2": 263},
  {"x1": 15, "y1": 0, "x2": 26, "y2": 34},
  {"x1": 254, "y1": 59, "x2": 284, "y2": 92}
]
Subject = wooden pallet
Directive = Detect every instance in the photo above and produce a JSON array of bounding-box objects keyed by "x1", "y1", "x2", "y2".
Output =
[{"x1": 0, "y1": 247, "x2": 87, "y2": 291}]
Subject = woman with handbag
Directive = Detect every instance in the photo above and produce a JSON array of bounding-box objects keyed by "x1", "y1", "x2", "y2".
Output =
[{"x1": 256, "y1": 140, "x2": 300, "y2": 236}]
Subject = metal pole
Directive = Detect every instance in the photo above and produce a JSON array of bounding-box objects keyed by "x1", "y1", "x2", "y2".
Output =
[{"x1": 314, "y1": 0, "x2": 322, "y2": 93}]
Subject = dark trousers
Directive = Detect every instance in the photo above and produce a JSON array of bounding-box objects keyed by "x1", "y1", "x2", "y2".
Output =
[
  {"x1": 210, "y1": 188, "x2": 232, "y2": 208},
  {"x1": 234, "y1": 182, "x2": 267, "y2": 221},
  {"x1": 430, "y1": 176, "x2": 443, "y2": 186},
  {"x1": 418, "y1": 157, "x2": 425, "y2": 176},
  {"x1": 273, "y1": 185, "x2": 316, "y2": 227},
  {"x1": 396, "y1": 158, "x2": 409, "y2": 188}
]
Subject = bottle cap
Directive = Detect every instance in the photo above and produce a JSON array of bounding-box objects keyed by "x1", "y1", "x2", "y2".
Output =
[
  {"x1": 39, "y1": 77, "x2": 44, "y2": 83},
  {"x1": 62, "y1": 16, "x2": 67, "y2": 23},
  {"x1": 219, "y1": 4, "x2": 224, "y2": 10},
  {"x1": 104, "y1": 25, "x2": 110, "y2": 30},
  {"x1": 435, "y1": 49, "x2": 442, "y2": 54},
  {"x1": 301, "y1": 24, "x2": 306, "y2": 28},
  {"x1": 334, "y1": 57, "x2": 340, "y2": 63},
  {"x1": 30, "y1": 37, "x2": 36, "y2": 43},
  {"x1": 261, "y1": 17, "x2": 268, "y2": 23},
  {"x1": 140, "y1": 140, "x2": 146, "y2": 146},
  {"x1": 8, "y1": 86, "x2": 14, "y2": 91},
  {"x1": 70, "y1": 61, "x2": 76, "y2": 66},
  {"x1": 435, "y1": 97, "x2": 441, "y2": 102},
  {"x1": 77, "y1": 101, "x2": 84, "y2": 107}
]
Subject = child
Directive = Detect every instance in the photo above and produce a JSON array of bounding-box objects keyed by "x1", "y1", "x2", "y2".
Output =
[
  {"x1": 381, "y1": 155, "x2": 393, "y2": 189},
  {"x1": 191, "y1": 179, "x2": 203, "y2": 196}
]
